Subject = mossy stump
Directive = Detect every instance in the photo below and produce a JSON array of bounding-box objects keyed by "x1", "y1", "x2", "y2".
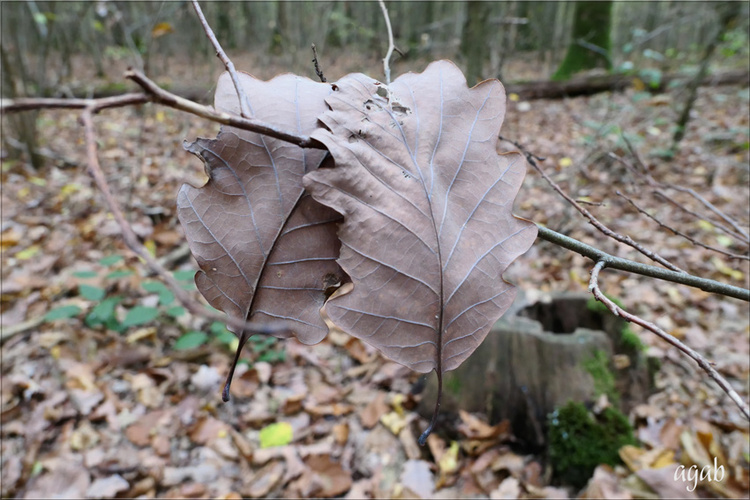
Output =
[{"x1": 417, "y1": 292, "x2": 652, "y2": 449}]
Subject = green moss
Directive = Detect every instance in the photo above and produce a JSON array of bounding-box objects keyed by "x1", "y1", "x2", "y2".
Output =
[
  {"x1": 548, "y1": 401, "x2": 636, "y2": 488},
  {"x1": 582, "y1": 350, "x2": 618, "y2": 405},
  {"x1": 445, "y1": 375, "x2": 463, "y2": 396},
  {"x1": 552, "y1": 1, "x2": 613, "y2": 81},
  {"x1": 620, "y1": 326, "x2": 646, "y2": 353}
]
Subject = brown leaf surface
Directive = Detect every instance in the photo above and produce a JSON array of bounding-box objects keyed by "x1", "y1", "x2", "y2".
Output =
[
  {"x1": 177, "y1": 71, "x2": 346, "y2": 393},
  {"x1": 304, "y1": 61, "x2": 537, "y2": 437}
]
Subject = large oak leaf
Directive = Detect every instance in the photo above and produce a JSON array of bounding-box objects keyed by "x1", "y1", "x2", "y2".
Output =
[
  {"x1": 303, "y1": 60, "x2": 537, "y2": 440},
  {"x1": 177, "y1": 72, "x2": 345, "y2": 398}
]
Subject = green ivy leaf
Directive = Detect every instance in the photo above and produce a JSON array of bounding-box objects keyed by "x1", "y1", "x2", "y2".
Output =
[
  {"x1": 173, "y1": 331, "x2": 208, "y2": 350},
  {"x1": 44, "y1": 305, "x2": 82, "y2": 321},
  {"x1": 120, "y1": 306, "x2": 159, "y2": 328},
  {"x1": 79, "y1": 284, "x2": 106, "y2": 301},
  {"x1": 259, "y1": 422, "x2": 293, "y2": 448}
]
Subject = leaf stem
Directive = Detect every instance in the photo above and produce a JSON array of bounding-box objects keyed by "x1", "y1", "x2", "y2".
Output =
[{"x1": 418, "y1": 369, "x2": 442, "y2": 446}]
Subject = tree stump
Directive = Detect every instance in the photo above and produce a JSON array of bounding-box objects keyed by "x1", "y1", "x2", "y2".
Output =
[{"x1": 417, "y1": 291, "x2": 653, "y2": 449}]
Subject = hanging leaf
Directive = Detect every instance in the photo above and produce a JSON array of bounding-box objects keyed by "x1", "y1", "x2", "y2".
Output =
[
  {"x1": 304, "y1": 60, "x2": 537, "y2": 443},
  {"x1": 177, "y1": 71, "x2": 346, "y2": 400}
]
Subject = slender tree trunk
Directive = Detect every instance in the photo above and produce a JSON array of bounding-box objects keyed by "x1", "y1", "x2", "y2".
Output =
[
  {"x1": 460, "y1": 0, "x2": 492, "y2": 85},
  {"x1": 552, "y1": 1, "x2": 613, "y2": 81},
  {"x1": 672, "y1": 2, "x2": 741, "y2": 151}
]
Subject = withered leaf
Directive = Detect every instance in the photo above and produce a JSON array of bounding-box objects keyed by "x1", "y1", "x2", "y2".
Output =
[
  {"x1": 177, "y1": 71, "x2": 345, "y2": 399},
  {"x1": 304, "y1": 60, "x2": 537, "y2": 442}
]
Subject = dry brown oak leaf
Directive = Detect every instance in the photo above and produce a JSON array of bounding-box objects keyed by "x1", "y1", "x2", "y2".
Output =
[
  {"x1": 177, "y1": 71, "x2": 345, "y2": 399},
  {"x1": 303, "y1": 60, "x2": 537, "y2": 443}
]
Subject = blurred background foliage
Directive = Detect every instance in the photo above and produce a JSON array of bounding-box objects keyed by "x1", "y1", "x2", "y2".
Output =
[{"x1": 2, "y1": 1, "x2": 748, "y2": 166}]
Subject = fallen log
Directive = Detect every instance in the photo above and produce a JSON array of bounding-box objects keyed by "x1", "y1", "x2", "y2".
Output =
[{"x1": 504, "y1": 68, "x2": 749, "y2": 100}]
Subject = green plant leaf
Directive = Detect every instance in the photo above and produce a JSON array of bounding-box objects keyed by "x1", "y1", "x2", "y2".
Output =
[
  {"x1": 142, "y1": 281, "x2": 175, "y2": 306},
  {"x1": 173, "y1": 270, "x2": 196, "y2": 281},
  {"x1": 215, "y1": 330, "x2": 237, "y2": 346},
  {"x1": 73, "y1": 270, "x2": 98, "y2": 279},
  {"x1": 259, "y1": 422, "x2": 293, "y2": 448},
  {"x1": 120, "y1": 306, "x2": 159, "y2": 328},
  {"x1": 106, "y1": 270, "x2": 133, "y2": 279},
  {"x1": 173, "y1": 331, "x2": 208, "y2": 350},
  {"x1": 259, "y1": 349, "x2": 286, "y2": 364},
  {"x1": 44, "y1": 305, "x2": 82, "y2": 321},
  {"x1": 210, "y1": 321, "x2": 230, "y2": 335},
  {"x1": 79, "y1": 284, "x2": 106, "y2": 301},
  {"x1": 99, "y1": 255, "x2": 124, "y2": 266},
  {"x1": 166, "y1": 306, "x2": 186, "y2": 318},
  {"x1": 85, "y1": 296, "x2": 122, "y2": 327}
]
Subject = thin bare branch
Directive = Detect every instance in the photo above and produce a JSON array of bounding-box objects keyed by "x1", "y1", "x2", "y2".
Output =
[
  {"x1": 610, "y1": 150, "x2": 748, "y2": 244},
  {"x1": 80, "y1": 107, "x2": 292, "y2": 338},
  {"x1": 536, "y1": 225, "x2": 749, "y2": 301},
  {"x1": 311, "y1": 43, "x2": 327, "y2": 82},
  {"x1": 2, "y1": 94, "x2": 149, "y2": 114},
  {"x1": 125, "y1": 69, "x2": 324, "y2": 149},
  {"x1": 668, "y1": 185, "x2": 749, "y2": 243},
  {"x1": 588, "y1": 261, "x2": 749, "y2": 421},
  {"x1": 617, "y1": 191, "x2": 750, "y2": 261},
  {"x1": 620, "y1": 139, "x2": 750, "y2": 244},
  {"x1": 654, "y1": 190, "x2": 747, "y2": 244},
  {"x1": 191, "y1": 0, "x2": 252, "y2": 118},
  {"x1": 500, "y1": 136, "x2": 685, "y2": 272},
  {"x1": 378, "y1": 0, "x2": 395, "y2": 86}
]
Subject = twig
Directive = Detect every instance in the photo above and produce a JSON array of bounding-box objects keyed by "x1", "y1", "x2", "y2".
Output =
[
  {"x1": 80, "y1": 107, "x2": 291, "y2": 338},
  {"x1": 501, "y1": 136, "x2": 685, "y2": 273},
  {"x1": 668, "y1": 185, "x2": 749, "y2": 243},
  {"x1": 499, "y1": 135, "x2": 546, "y2": 162},
  {"x1": 588, "y1": 261, "x2": 749, "y2": 421},
  {"x1": 4, "y1": 77, "x2": 324, "y2": 151},
  {"x1": 125, "y1": 69, "x2": 324, "y2": 149},
  {"x1": 619, "y1": 139, "x2": 749, "y2": 245},
  {"x1": 617, "y1": 191, "x2": 749, "y2": 261},
  {"x1": 2, "y1": 94, "x2": 149, "y2": 114},
  {"x1": 311, "y1": 43, "x2": 327, "y2": 82},
  {"x1": 654, "y1": 191, "x2": 747, "y2": 244},
  {"x1": 536, "y1": 225, "x2": 749, "y2": 301},
  {"x1": 612, "y1": 150, "x2": 748, "y2": 243},
  {"x1": 191, "y1": 0, "x2": 252, "y2": 118},
  {"x1": 377, "y1": 0, "x2": 395, "y2": 86}
]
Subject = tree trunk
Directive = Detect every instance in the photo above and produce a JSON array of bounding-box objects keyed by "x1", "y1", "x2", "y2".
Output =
[
  {"x1": 460, "y1": 1, "x2": 492, "y2": 85},
  {"x1": 552, "y1": 1, "x2": 613, "y2": 81},
  {"x1": 672, "y1": 2, "x2": 742, "y2": 150}
]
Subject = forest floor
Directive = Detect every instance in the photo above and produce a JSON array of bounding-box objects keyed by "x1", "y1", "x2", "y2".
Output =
[{"x1": 2, "y1": 52, "x2": 749, "y2": 499}]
